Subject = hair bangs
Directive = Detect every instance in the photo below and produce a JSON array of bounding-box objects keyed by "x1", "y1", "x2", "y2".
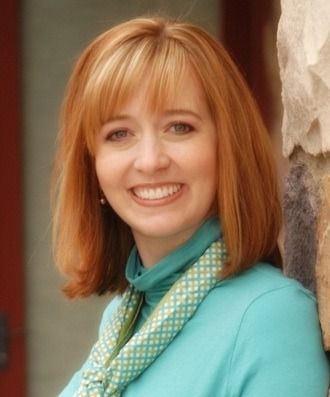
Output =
[
  {"x1": 81, "y1": 35, "x2": 189, "y2": 154},
  {"x1": 143, "y1": 38, "x2": 188, "y2": 114}
]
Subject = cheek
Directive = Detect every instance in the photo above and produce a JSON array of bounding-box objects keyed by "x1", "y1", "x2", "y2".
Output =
[
  {"x1": 95, "y1": 153, "x2": 131, "y2": 203},
  {"x1": 94, "y1": 156, "x2": 117, "y2": 191},
  {"x1": 197, "y1": 143, "x2": 218, "y2": 177}
]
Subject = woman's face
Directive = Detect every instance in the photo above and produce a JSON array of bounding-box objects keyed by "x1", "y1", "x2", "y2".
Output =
[{"x1": 95, "y1": 69, "x2": 218, "y2": 265}]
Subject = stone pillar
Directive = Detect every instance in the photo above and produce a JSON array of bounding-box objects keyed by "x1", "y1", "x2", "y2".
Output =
[{"x1": 277, "y1": 0, "x2": 330, "y2": 349}]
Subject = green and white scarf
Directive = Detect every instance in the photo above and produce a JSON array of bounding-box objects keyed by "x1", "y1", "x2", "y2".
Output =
[{"x1": 75, "y1": 238, "x2": 226, "y2": 397}]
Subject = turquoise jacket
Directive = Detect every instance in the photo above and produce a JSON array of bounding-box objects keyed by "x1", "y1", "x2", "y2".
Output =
[{"x1": 59, "y1": 218, "x2": 329, "y2": 396}]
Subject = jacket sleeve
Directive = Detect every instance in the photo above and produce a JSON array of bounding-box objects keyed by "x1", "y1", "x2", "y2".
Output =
[
  {"x1": 57, "y1": 296, "x2": 121, "y2": 397},
  {"x1": 227, "y1": 285, "x2": 330, "y2": 397}
]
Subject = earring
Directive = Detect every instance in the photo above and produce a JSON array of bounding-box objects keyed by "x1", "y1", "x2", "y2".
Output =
[{"x1": 99, "y1": 192, "x2": 107, "y2": 205}]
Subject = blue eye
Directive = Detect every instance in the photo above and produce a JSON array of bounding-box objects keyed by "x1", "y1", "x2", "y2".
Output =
[
  {"x1": 106, "y1": 129, "x2": 129, "y2": 141},
  {"x1": 171, "y1": 123, "x2": 193, "y2": 134}
]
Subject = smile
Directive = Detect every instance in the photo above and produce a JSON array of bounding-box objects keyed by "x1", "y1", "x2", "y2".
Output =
[{"x1": 132, "y1": 184, "x2": 182, "y2": 200}]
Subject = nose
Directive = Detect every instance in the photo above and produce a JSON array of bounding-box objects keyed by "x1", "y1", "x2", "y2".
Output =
[{"x1": 133, "y1": 136, "x2": 170, "y2": 174}]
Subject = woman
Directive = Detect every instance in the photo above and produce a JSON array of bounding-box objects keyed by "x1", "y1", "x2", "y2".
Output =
[{"x1": 53, "y1": 17, "x2": 329, "y2": 396}]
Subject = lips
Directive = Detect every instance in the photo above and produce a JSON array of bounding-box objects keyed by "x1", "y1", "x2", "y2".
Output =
[{"x1": 132, "y1": 183, "x2": 182, "y2": 200}]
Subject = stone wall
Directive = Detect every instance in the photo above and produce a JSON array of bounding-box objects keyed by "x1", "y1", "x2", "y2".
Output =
[{"x1": 277, "y1": 0, "x2": 330, "y2": 349}]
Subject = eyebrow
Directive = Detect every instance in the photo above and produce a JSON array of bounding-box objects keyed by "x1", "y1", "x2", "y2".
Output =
[
  {"x1": 105, "y1": 114, "x2": 134, "y2": 123},
  {"x1": 104, "y1": 109, "x2": 203, "y2": 125},
  {"x1": 163, "y1": 109, "x2": 203, "y2": 121}
]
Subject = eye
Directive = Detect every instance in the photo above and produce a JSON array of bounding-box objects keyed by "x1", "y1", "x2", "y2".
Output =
[
  {"x1": 170, "y1": 123, "x2": 194, "y2": 134},
  {"x1": 105, "y1": 129, "x2": 130, "y2": 141}
]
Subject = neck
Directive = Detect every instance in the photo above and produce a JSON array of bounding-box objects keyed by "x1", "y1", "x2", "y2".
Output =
[{"x1": 133, "y1": 224, "x2": 205, "y2": 268}]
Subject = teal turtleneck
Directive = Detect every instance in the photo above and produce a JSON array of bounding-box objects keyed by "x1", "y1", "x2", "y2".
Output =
[
  {"x1": 59, "y1": 215, "x2": 329, "y2": 397},
  {"x1": 125, "y1": 217, "x2": 220, "y2": 331}
]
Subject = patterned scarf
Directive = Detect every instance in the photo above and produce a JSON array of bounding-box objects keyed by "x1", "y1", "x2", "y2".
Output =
[{"x1": 75, "y1": 238, "x2": 226, "y2": 397}]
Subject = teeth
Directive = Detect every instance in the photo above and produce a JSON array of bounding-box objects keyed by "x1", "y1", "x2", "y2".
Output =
[{"x1": 133, "y1": 184, "x2": 182, "y2": 200}]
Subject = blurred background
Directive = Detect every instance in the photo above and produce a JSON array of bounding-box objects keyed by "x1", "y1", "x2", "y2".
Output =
[{"x1": 0, "y1": 1, "x2": 283, "y2": 395}]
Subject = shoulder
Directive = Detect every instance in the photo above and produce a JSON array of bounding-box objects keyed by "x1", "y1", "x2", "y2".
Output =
[
  {"x1": 199, "y1": 263, "x2": 322, "y2": 347},
  {"x1": 227, "y1": 261, "x2": 314, "y2": 296},
  {"x1": 98, "y1": 294, "x2": 122, "y2": 336},
  {"x1": 199, "y1": 263, "x2": 318, "y2": 329},
  {"x1": 192, "y1": 263, "x2": 322, "y2": 352},
  {"x1": 214, "y1": 264, "x2": 330, "y2": 396},
  {"x1": 210, "y1": 263, "x2": 323, "y2": 349},
  {"x1": 224, "y1": 263, "x2": 320, "y2": 347},
  {"x1": 211, "y1": 262, "x2": 316, "y2": 312}
]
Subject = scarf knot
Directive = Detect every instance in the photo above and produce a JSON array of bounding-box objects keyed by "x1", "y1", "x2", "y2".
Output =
[{"x1": 79, "y1": 366, "x2": 108, "y2": 395}]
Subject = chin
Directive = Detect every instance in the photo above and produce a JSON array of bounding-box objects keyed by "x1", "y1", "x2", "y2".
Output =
[{"x1": 132, "y1": 216, "x2": 201, "y2": 240}]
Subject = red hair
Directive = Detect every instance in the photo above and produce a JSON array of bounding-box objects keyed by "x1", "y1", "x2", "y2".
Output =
[{"x1": 52, "y1": 17, "x2": 281, "y2": 297}]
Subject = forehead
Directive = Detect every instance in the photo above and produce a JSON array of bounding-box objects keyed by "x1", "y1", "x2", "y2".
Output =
[
  {"x1": 114, "y1": 67, "x2": 208, "y2": 117},
  {"x1": 82, "y1": 37, "x2": 211, "y2": 151}
]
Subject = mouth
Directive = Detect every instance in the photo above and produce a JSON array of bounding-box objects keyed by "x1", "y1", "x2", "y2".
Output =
[{"x1": 131, "y1": 183, "x2": 183, "y2": 201}]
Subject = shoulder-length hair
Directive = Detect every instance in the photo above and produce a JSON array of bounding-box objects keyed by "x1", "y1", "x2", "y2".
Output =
[{"x1": 52, "y1": 16, "x2": 281, "y2": 297}]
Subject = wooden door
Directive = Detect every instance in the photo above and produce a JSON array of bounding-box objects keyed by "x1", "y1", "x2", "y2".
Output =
[
  {"x1": 0, "y1": 1, "x2": 26, "y2": 395},
  {"x1": 221, "y1": 0, "x2": 276, "y2": 128}
]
